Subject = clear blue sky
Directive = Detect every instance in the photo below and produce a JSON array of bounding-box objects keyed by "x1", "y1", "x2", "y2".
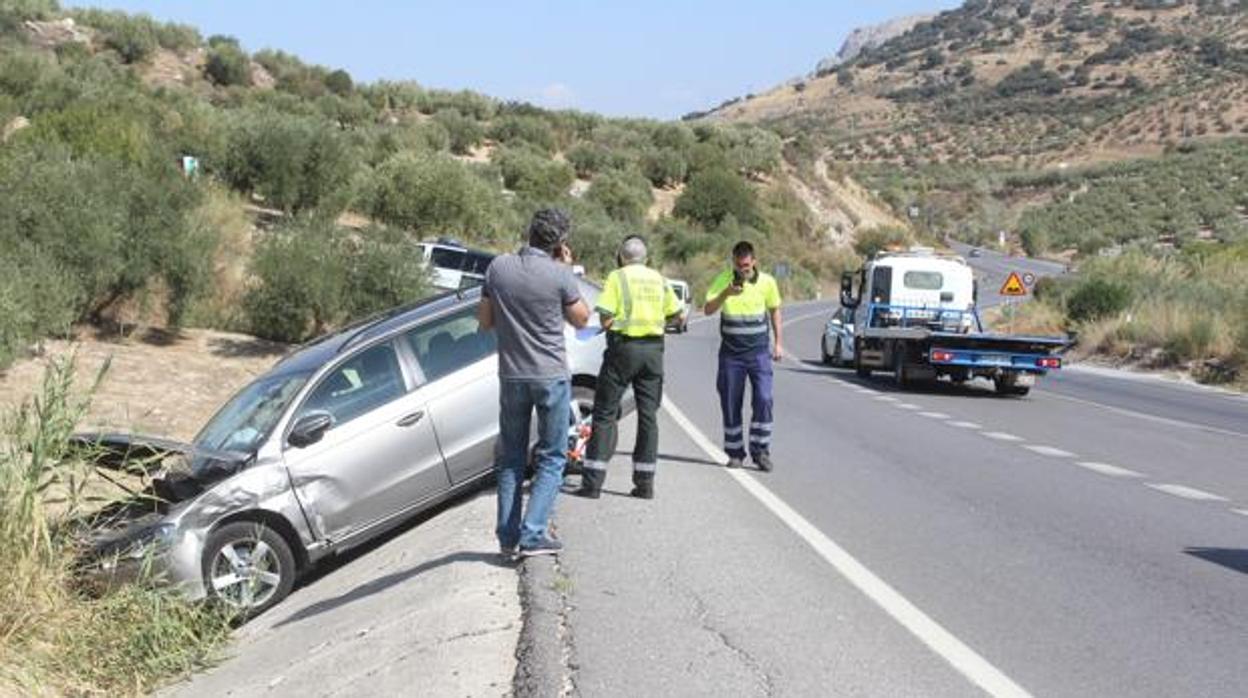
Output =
[{"x1": 66, "y1": 1, "x2": 962, "y2": 119}]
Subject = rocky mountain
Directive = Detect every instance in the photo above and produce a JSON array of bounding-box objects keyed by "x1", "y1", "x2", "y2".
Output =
[{"x1": 813, "y1": 14, "x2": 936, "y2": 76}]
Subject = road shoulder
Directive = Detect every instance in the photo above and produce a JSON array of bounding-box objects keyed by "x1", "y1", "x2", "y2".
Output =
[{"x1": 159, "y1": 492, "x2": 519, "y2": 698}]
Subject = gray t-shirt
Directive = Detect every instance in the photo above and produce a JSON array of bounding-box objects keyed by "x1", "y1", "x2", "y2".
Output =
[{"x1": 483, "y1": 246, "x2": 581, "y2": 380}]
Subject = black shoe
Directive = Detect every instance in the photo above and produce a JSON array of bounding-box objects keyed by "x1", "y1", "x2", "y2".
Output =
[
  {"x1": 518, "y1": 538, "x2": 563, "y2": 557},
  {"x1": 574, "y1": 485, "x2": 601, "y2": 499},
  {"x1": 726, "y1": 457, "x2": 744, "y2": 469},
  {"x1": 753, "y1": 452, "x2": 773, "y2": 472},
  {"x1": 630, "y1": 485, "x2": 654, "y2": 499}
]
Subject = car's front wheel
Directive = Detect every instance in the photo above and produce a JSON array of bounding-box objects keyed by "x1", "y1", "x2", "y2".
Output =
[{"x1": 203, "y1": 521, "x2": 296, "y2": 619}]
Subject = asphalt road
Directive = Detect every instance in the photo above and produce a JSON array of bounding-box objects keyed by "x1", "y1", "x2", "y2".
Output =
[
  {"x1": 947, "y1": 241, "x2": 1067, "y2": 309},
  {"x1": 558, "y1": 301, "x2": 1248, "y2": 697}
]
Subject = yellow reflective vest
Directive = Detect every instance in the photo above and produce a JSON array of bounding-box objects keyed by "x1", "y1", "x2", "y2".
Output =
[
  {"x1": 704, "y1": 268, "x2": 782, "y2": 353},
  {"x1": 596, "y1": 264, "x2": 681, "y2": 337}
]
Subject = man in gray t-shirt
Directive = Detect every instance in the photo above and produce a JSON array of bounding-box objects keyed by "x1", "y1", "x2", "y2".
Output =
[{"x1": 478, "y1": 208, "x2": 589, "y2": 559}]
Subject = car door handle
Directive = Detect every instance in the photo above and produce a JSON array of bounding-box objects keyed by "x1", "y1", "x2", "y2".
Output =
[{"x1": 396, "y1": 410, "x2": 425, "y2": 427}]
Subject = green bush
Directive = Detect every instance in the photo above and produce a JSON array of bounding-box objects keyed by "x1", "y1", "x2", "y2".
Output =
[
  {"x1": 324, "y1": 69, "x2": 353, "y2": 96},
  {"x1": 245, "y1": 221, "x2": 431, "y2": 342},
  {"x1": 853, "y1": 226, "x2": 912, "y2": 259},
  {"x1": 493, "y1": 146, "x2": 574, "y2": 200},
  {"x1": 586, "y1": 169, "x2": 653, "y2": 224},
  {"x1": 433, "y1": 109, "x2": 485, "y2": 155},
  {"x1": 220, "y1": 110, "x2": 357, "y2": 215},
  {"x1": 0, "y1": 249, "x2": 80, "y2": 368},
  {"x1": 364, "y1": 152, "x2": 508, "y2": 240},
  {"x1": 641, "y1": 147, "x2": 688, "y2": 187},
  {"x1": 488, "y1": 114, "x2": 556, "y2": 153},
  {"x1": 205, "y1": 43, "x2": 252, "y2": 87},
  {"x1": 566, "y1": 142, "x2": 609, "y2": 178},
  {"x1": 673, "y1": 168, "x2": 760, "y2": 229},
  {"x1": 0, "y1": 144, "x2": 214, "y2": 332},
  {"x1": 1066, "y1": 277, "x2": 1132, "y2": 322}
]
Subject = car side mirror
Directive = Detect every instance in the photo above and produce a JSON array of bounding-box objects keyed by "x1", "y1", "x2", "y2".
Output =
[
  {"x1": 288, "y1": 411, "x2": 334, "y2": 448},
  {"x1": 839, "y1": 271, "x2": 859, "y2": 309}
]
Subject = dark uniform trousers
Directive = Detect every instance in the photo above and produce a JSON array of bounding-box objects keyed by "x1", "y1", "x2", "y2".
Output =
[{"x1": 581, "y1": 333, "x2": 664, "y2": 495}]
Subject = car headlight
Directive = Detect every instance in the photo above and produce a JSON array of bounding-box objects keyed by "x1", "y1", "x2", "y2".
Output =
[{"x1": 125, "y1": 523, "x2": 179, "y2": 560}]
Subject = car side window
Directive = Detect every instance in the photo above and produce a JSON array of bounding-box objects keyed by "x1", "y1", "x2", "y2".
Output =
[
  {"x1": 297, "y1": 343, "x2": 405, "y2": 428},
  {"x1": 404, "y1": 307, "x2": 497, "y2": 383}
]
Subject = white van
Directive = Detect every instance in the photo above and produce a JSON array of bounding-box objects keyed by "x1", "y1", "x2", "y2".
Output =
[
  {"x1": 415, "y1": 239, "x2": 495, "y2": 291},
  {"x1": 665, "y1": 278, "x2": 692, "y2": 334}
]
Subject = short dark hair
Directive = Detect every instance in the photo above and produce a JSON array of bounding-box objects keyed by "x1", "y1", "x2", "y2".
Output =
[
  {"x1": 527, "y1": 208, "x2": 571, "y2": 252},
  {"x1": 732, "y1": 240, "x2": 755, "y2": 259}
]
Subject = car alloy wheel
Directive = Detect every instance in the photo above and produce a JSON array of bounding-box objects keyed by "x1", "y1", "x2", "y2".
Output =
[{"x1": 204, "y1": 522, "x2": 296, "y2": 617}]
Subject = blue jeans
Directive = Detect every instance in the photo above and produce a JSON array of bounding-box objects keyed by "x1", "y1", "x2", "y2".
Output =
[{"x1": 495, "y1": 378, "x2": 570, "y2": 549}]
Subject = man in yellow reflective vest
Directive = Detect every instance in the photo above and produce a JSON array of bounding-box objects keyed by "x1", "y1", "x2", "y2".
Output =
[
  {"x1": 575, "y1": 235, "x2": 682, "y2": 500},
  {"x1": 703, "y1": 240, "x2": 783, "y2": 471}
]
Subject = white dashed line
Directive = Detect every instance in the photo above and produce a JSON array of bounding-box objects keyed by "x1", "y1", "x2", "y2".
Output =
[
  {"x1": 1023, "y1": 445, "x2": 1076, "y2": 458},
  {"x1": 949, "y1": 421, "x2": 982, "y2": 429},
  {"x1": 1075, "y1": 462, "x2": 1142, "y2": 478},
  {"x1": 662, "y1": 396, "x2": 1034, "y2": 698},
  {"x1": 896, "y1": 403, "x2": 921, "y2": 410},
  {"x1": 1145, "y1": 484, "x2": 1229, "y2": 502},
  {"x1": 919, "y1": 412, "x2": 951, "y2": 419},
  {"x1": 875, "y1": 396, "x2": 898, "y2": 402},
  {"x1": 1232, "y1": 509, "x2": 1248, "y2": 518},
  {"x1": 984, "y1": 432, "x2": 1024, "y2": 442}
]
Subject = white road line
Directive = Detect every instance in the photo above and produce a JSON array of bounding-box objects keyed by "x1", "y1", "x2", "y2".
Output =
[
  {"x1": 919, "y1": 412, "x2": 951, "y2": 419},
  {"x1": 949, "y1": 421, "x2": 982, "y2": 429},
  {"x1": 1145, "y1": 484, "x2": 1229, "y2": 502},
  {"x1": 1023, "y1": 445, "x2": 1076, "y2": 458},
  {"x1": 1231, "y1": 509, "x2": 1248, "y2": 518},
  {"x1": 1075, "y1": 462, "x2": 1142, "y2": 478},
  {"x1": 896, "y1": 403, "x2": 921, "y2": 410},
  {"x1": 984, "y1": 432, "x2": 1024, "y2": 442},
  {"x1": 662, "y1": 397, "x2": 1033, "y2": 698},
  {"x1": 875, "y1": 395, "x2": 898, "y2": 402},
  {"x1": 1043, "y1": 391, "x2": 1248, "y2": 440}
]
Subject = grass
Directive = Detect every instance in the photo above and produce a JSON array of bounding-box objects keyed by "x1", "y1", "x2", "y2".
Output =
[
  {"x1": 0, "y1": 354, "x2": 230, "y2": 696},
  {"x1": 1037, "y1": 245, "x2": 1248, "y2": 385}
]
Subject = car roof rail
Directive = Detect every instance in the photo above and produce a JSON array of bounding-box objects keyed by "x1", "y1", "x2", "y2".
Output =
[{"x1": 335, "y1": 292, "x2": 457, "y2": 354}]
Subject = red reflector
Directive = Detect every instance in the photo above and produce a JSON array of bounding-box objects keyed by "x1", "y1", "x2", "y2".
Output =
[
  {"x1": 931, "y1": 350, "x2": 954, "y2": 362},
  {"x1": 1038, "y1": 357, "x2": 1061, "y2": 369}
]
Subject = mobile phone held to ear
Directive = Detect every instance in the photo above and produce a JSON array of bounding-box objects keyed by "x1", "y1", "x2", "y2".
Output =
[{"x1": 732, "y1": 268, "x2": 746, "y2": 288}]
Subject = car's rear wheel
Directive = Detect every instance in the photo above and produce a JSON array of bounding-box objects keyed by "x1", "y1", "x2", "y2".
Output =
[{"x1": 203, "y1": 521, "x2": 296, "y2": 619}]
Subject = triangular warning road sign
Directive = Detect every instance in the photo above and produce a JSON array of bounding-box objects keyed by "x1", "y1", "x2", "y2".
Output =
[{"x1": 1000, "y1": 271, "x2": 1027, "y2": 297}]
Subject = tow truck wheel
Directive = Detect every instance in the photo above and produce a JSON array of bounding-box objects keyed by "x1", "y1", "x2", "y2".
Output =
[
  {"x1": 993, "y1": 375, "x2": 1030, "y2": 397},
  {"x1": 892, "y1": 347, "x2": 910, "y2": 390},
  {"x1": 853, "y1": 339, "x2": 871, "y2": 378}
]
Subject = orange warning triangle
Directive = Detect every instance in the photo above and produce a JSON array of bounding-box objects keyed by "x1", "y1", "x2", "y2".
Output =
[{"x1": 1000, "y1": 271, "x2": 1027, "y2": 297}]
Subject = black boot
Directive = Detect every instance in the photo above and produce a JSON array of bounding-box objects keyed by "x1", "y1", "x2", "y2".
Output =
[
  {"x1": 630, "y1": 471, "x2": 654, "y2": 499},
  {"x1": 575, "y1": 469, "x2": 605, "y2": 499}
]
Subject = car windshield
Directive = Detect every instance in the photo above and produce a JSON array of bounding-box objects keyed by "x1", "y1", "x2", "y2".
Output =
[{"x1": 194, "y1": 372, "x2": 311, "y2": 454}]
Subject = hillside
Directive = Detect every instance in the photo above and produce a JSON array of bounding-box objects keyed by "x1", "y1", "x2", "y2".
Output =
[
  {"x1": 706, "y1": 0, "x2": 1248, "y2": 167},
  {"x1": 0, "y1": 1, "x2": 907, "y2": 372},
  {"x1": 694, "y1": 0, "x2": 1247, "y2": 382}
]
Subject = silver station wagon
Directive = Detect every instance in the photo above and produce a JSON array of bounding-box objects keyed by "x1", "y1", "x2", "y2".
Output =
[{"x1": 79, "y1": 283, "x2": 613, "y2": 617}]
